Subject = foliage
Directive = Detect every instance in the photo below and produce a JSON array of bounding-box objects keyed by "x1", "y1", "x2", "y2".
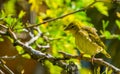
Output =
[
  {"x1": 0, "y1": 35, "x2": 4, "y2": 42},
  {"x1": 0, "y1": 0, "x2": 120, "y2": 74}
]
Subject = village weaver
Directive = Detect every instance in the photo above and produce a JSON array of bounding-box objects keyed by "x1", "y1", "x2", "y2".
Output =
[{"x1": 64, "y1": 21, "x2": 111, "y2": 58}]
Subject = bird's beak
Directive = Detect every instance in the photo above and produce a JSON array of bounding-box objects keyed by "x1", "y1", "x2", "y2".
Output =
[
  {"x1": 64, "y1": 27, "x2": 67, "y2": 31},
  {"x1": 64, "y1": 26, "x2": 69, "y2": 31}
]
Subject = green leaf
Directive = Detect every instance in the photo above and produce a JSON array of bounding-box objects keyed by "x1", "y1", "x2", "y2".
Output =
[
  {"x1": 14, "y1": 21, "x2": 23, "y2": 32},
  {"x1": 22, "y1": 53, "x2": 31, "y2": 59},
  {"x1": 18, "y1": 10, "x2": 26, "y2": 19},
  {"x1": 83, "y1": 54, "x2": 91, "y2": 58},
  {"x1": 105, "y1": 67, "x2": 109, "y2": 74},
  {"x1": 118, "y1": 35, "x2": 120, "y2": 40},
  {"x1": 3, "y1": 0, "x2": 16, "y2": 15},
  {"x1": 104, "y1": 31, "x2": 111, "y2": 39},
  {"x1": 7, "y1": 36, "x2": 14, "y2": 43},
  {"x1": 45, "y1": 60, "x2": 62, "y2": 74},
  {"x1": 80, "y1": 67, "x2": 92, "y2": 74},
  {"x1": 116, "y1": 20, "x2": 120, "y2": 29},
  {"x1": 94, "y1": 2, "x2": 108, "y2": 16},
  {"x1": 82, "y1": 0, "x2": 94, "y2": 7},
  {"x1": 0, "y1": 38, "x2": 4, "y2": 42},
  {"x1": 107, "y1": 69, "x2": 113, "y2": 74},
  {"x1": 97, "y1": 66, "x2": 100, "y2": 74},
  {"x1": 16, "y1": 46, "x2": 25, "y2": 54},
  {"x1": 1, "y1": 10, "x2": 6, "y2": 18},
  {"x1": 36, "y1": 37, "x2": 44, "y2": 44},
  {"x1": 102, "y1": 20, "x2": 109, "y2": 31},
  {"x1": 4, "y1": 15, "x2": 13, "y2": 26}
]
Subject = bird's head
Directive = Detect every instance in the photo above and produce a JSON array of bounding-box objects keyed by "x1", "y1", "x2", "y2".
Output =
[{"x1": 64, "y1": 21, "x2": 83, "y2": 33}]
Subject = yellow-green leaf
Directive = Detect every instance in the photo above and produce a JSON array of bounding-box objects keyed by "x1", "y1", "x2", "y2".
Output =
[
  {"x1": 16, "y1": 46, "x2": 25, "y2": 54},
  {"x1": 116, "y1": 20, "x2": 120, "y2": 29},
  {"x1": 94, "y1": 2, "x2": 108, "y2": 16},
  {"x1": 18, "y1": 10, "x2": 26, "y2": 19},
  {"x1": 0, "y1": 37, "x2": 4, "y2": 42},
  {"x1": 22, "y1": 53, "x2": 31, "y2": 59},
  {"x1": 104, "y1": 31, "x2": 111, "y2": 39}
]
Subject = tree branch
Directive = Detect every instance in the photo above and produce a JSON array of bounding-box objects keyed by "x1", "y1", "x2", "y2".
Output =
[
  {"x1": 0, "y1": 59, "x2": 14, "y2": 74},
  {"x1": 25, "y1": 0, "x2": 120, "y2": 28},
  {"x1": 25, "y1": 27, "x2": 42, "y2": 45},
  {"x1": 0, "y1": 21, "x2": 120, "y2": 74},
  {"x1": 58, "y1": 51, "x2": 120, "y2": 73},
  {"x1": 6, "y1": 28, "x2": 79, "y2": 74},
  {"x1": 25, "y1": 1, "x2": 97, "y2": 28}
]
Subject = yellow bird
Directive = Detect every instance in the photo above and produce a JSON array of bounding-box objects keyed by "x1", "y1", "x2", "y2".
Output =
[{"x1": 64, "y1": 21, "x2": 111, "y2": 58}]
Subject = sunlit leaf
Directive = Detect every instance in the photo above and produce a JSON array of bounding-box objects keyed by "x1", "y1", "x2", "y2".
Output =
[
  {"x1": 45, "y1": 60, "x2": 62, "y2": 74},
  {"x1": 31, "y1": 44, "x2": 36, "y2": 49},
  {"x1": 62, "y1": 15, "x2": 75, "y2": 25},
  {"x1": 3, "y1": 0, "x2": 16, "y2": 15},
  {"x1": 82, "y1": 0, "x2": 94, "y2": 7},
  {"x1": 4, "y1": 15, "x2": 13, "y2": 26},
  {"x1": 36, "y1": 38, "x2": 43, "y2": 44},
  {"x1": 18, "y1": 10, "x2": 26, "y2": 19},
  {"x1": 1, "y1": 10, "x2": 6, "y2": 18},
  {"x1": 45, "y1": 0, "x2": 63, "y2": 9},
  {"x1": 29, "y1": 0, "x2": 42, "y2": 13},
  {"x1": 0, "y1": 36, "x2": 4, "y2": 42},
  {"x1": 16, "y1": 46, "x2": 25, "y2": 54},
  {"x1": 80, "y1": 67, "x2": 92, "y2": 74},
  {"x1": 104, "y1": 31, "x2": 111, "y2": 39},
  {"x1": 102, "y1": 20, "x2": 109, "y2": 30},
  {"x1": 7, "y1": 36, "x2": 14, "y2": 43},
  {"x1": 22, "y1": 53, "x2": 31, "y2": 59},
  {"x1": 116, "y1": 20, "x2": 120, "y2": 29},
  {"x1": 107, "y1": 68, "x2": 113, "y2": 74},
  {"x1": 105, "y1": 67, "x2": 108, "y2": 74},
  {"x1": 116, "y1": 12, "x2": 120, "y2": 18},
  {"x1": 0, "y1": 1, "x2": 117, "y2": 73},
  {"x1": 97, "y1": 66, "x2": 100, "y2": 74},
  {"x1": 118, "y1": 35, "x2": 120, "y2": 40},
  {"x1": 94, "y1": 2, "x2": 108, "y2": 16},
  {"x1": 83, "y1": 54, "x2": 91, "y2": 58},
  {"x1": 14, "y1": 22, "x2": 23, "y2": 32}
]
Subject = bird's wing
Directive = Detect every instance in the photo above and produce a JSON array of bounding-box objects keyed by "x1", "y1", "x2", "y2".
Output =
[{"x1": 81, "y1": 26, "x2": 106, "y2": 49}]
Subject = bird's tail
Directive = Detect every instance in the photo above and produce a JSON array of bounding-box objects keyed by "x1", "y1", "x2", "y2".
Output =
[{"x1": 101, "y1": 50, "x2": 111, "y2": 58}]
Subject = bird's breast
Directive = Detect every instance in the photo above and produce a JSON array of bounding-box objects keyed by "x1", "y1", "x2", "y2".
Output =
[{"x1": 75, "y1": 33, "x2": 103, "y2": 55}]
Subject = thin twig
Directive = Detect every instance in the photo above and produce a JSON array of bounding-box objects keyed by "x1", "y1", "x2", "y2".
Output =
[
  {"x1": 58, "y1": 51, "x2": 120, "y2": 73},
  {"x1": 26, "y1": 0, "x2": 120, "y2": 28},
  {"x1": 0, "y1": 59, "x2": 14, "y2": 74},
  {"x1": 0, "y1": 24, "x2": 8, "y2": 29},
  {"x1": 25, "y1": 27, "x2": 42, "y2": 45},
  {"x1": 1, "y1": 20, "x2": 120, "y2": 74},
  {"x1": 0, "y1": 54, "x2": 22, "y2": 60},
  {"x1": 37, "y1": 43, "x2": 50, "y2": 49},
  {"x1": 0, "y1": 69, "x2": 5, "y2": 74},
  {"x1": 93, "y1": 58, "x2": 120, "y2": 73},
  {"x1": 7, "y1": 27, "x2": 79, "y2": 74},
  {"x1": 100, "y1": 34, "x2": 120, "y2": 39},
  {"x1": 25, "y1": 1, "x2": 97, "y2": 28}
]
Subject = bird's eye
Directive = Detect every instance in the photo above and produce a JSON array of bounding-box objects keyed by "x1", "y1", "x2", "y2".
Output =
[{"x1": 71, "y1": 25, "x2": 75, "y2": 28}]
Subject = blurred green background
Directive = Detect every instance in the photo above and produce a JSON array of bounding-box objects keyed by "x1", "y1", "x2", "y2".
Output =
[{"x1": 0, "y1": 0, "x2": 120, "y2": 74}]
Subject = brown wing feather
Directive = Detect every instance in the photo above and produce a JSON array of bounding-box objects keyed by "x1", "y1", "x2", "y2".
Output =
[{"x1": 81, "y1": 26, "x2": 106, "y2": 49}]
